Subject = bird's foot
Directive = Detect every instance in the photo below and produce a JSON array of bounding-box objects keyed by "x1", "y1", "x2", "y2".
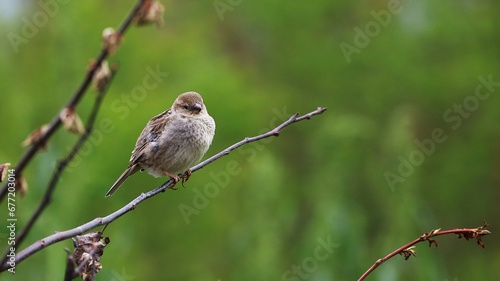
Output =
[
  {"x1": 181, "y1": 169, "x2": 192, "y2": 188},
  {"x1": 163, "y1": 170, "x2": 180, "y2": 190},
  {"x1": 168, "y1": 177, "x2": 179, "y2": 190}
]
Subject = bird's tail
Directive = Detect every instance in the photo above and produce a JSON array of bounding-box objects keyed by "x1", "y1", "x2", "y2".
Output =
[{"x1": 105, "y1": 164, "x2": 140, "y2": 197}]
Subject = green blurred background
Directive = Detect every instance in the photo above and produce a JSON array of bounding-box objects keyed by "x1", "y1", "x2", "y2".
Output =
[{"x1": 0, "y1": 0, "x2": 499, "y2": 280}]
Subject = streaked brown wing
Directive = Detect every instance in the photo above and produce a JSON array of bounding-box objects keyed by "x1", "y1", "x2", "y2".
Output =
[{"x1": 129, "y1": 108, "x2": 172, "y2": 165}]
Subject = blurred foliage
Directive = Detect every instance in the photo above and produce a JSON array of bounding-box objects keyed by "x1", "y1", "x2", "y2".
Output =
[{"x1": 0, "y1": 0, "x2": 499, "y2": 280}]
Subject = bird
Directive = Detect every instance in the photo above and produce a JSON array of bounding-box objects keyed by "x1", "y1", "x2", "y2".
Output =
[{"x1": 105, "y1": 91, "x2": 216, "y2": 197}]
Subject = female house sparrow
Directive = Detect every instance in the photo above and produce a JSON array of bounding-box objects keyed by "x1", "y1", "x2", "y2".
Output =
[{"x1": 105, "y1": 92, "x2": 215, "y2": 197}]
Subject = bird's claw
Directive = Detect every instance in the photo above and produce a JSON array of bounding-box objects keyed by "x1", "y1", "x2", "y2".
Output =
[
  {"x1": 168, "y1": 176, "x2": 180, "y2": 190},
  {"x1": 163, "y1": 170, "x2": 180, "y2": 190},
  {"x1": 181, "y1": 169, "x2": 192, "y2": 188}
]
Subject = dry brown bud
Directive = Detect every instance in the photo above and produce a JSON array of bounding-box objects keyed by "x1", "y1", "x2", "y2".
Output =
[
  {"x1": 90, "y1": 60, "x2": 112, "y2": 93},
  {"x1": 102, "y1": 27, "x2": 121, "y2": 56},
  {"x1": 400, "y1": 246, "x2": 416, "y2": 260},
  {"x1": 16, "y1": 175, "x2": 28, "y2": 197},
  {"x1": 21, "y1": 124, "x2": 49, "y2": 149},
  {"x1": 0, "y1": 163, "x2": 11, "y2": 182},
  {"x1": 73, "y1": 232, "x2": 110, "y2": 281},
  {"x1": 60, "y1": 107, "x2": 85, "y2": 135},
  {"x1": 428, "y1": 228, "x2": 441, "y2": 237},
  {"x1": 135, "y1": 0, "x2": 165, "y2": 27}
]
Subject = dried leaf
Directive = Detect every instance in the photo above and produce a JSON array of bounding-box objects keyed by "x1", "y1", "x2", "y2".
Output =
[
  {"x1": 429, "y1": 228, "x2": 441, "y2": 236},
  {"x1": 60, "y1": 107, "x2": 85, "y2": 135},
  {"x1": 21, "y1": 124, "x2": 49, "y2": 149},
  {"x1": 80, "y1": 253, "x2": 102, "y2": 281},
  {"x1": 90, "y1": 60, "x2": 112, "y2": 93},
  {"x1": 135, "y1": 0, "x2": 164, "y2": 27},
  {"x1": 400, "y1": 246, "x2": 417, "y2": 260},
  {"x1": 477, "y1": 229, "x2": 491, "y2": 236},
  {"x1": 15, "y1": 176, "x2": 28, "y2": 197},
  {"x1": 102, "y1": 27, "x2": 121, "y2": 56},
  {"x1": 73, "y1": 232, "x2": 110, "y2": 281},
  {"x1": 473, "y1": 224, "x2": 491, "y2": 249},
  {"x1": 0, "y1": 163, "x2": 10, "y2": 182}
]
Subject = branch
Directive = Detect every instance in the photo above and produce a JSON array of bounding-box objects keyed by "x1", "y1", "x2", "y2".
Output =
[
  {"x1": 63, "y1": 249, "x2": 76, "y2": 281},
  {"x1": 0, "y1": 0, "x2": 146, "y2": 203},
  {"x1": 0, "y1": 107, "x2": 327, "y2": 271},
  {"x1": 0, "y1": 0, "x2": 146, "y2": 270},
  {"x1": 358, "y1": 222, "x2": 491, "y2": 281},
  {"x1": 0, "y1": 68, "x2": 117, "y2": 267}
]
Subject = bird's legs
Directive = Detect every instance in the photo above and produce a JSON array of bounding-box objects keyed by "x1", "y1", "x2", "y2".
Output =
[
  {"x1": 162, "y1": 169, "x2": 192, "y2": 189},
  {"x1": 181, "y1": 169, "x2": 192, "y2": 188},
  {"x1": 163, "y1": 170, "x2": 180, "y2": 190}
]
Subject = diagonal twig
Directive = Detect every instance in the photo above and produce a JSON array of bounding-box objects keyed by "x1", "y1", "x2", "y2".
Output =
[
  {"x1": 0, "y1": 68, "x2": 118, "y2": 268},
  {"x1": 0, "y1": 107, "x2": 327, "y2": 271},
  {"x1": 0, "y1": 0, "x2": 146, "y2": 203},
  {"x1": 358, "y1": 222, "x2": 491, "y2": 281}
]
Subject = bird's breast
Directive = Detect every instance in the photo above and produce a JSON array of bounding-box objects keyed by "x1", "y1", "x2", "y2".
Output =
[{"x1": 144, "y1": 115, "x2": 214, "y2": 174}]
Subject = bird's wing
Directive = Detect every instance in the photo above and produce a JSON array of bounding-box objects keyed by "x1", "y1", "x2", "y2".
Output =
[{"x1": 129, "y1": 108, "x2": 172, "y2": 165}]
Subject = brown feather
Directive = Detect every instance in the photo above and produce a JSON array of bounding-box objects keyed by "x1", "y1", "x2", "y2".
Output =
[
  {"x1": 105, "y1": 164, "x2": 141, "y2": 197},
  {"x1": 130, "y1": 109, "x2": 172, "y2": 164}
]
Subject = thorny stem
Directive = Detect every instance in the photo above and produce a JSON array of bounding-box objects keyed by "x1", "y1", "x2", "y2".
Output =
[{"x1": 357, "y1": 222, "x2": 491, "y2": 281}]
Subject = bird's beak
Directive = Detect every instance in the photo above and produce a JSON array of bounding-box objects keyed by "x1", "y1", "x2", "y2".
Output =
[{"x1": 192, "y1": 103, "x2": 202, "y2": 113}]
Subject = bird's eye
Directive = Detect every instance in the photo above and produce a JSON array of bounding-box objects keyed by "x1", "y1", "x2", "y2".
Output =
[{"x1": 183, "y1": 104, "x2": 189, "y2": 110}]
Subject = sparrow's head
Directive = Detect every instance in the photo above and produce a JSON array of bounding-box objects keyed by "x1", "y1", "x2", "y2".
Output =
[{"x1": 172, "y1": 91, "x2": 208, "y2": 117}]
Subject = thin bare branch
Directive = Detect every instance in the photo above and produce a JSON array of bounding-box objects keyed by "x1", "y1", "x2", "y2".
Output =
[
  {"x1": 358, "y1": 222, "x2": 491, "y2": 281},
  {"x1": 0, "y1": 107, "x2": 327, "y2": 271},
  {"x1": 0, "y1": 0, "x2": 146, "y2": 203},
  {"x1": 0, "y1": 69, "x2": 117, "y2": 267}
]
